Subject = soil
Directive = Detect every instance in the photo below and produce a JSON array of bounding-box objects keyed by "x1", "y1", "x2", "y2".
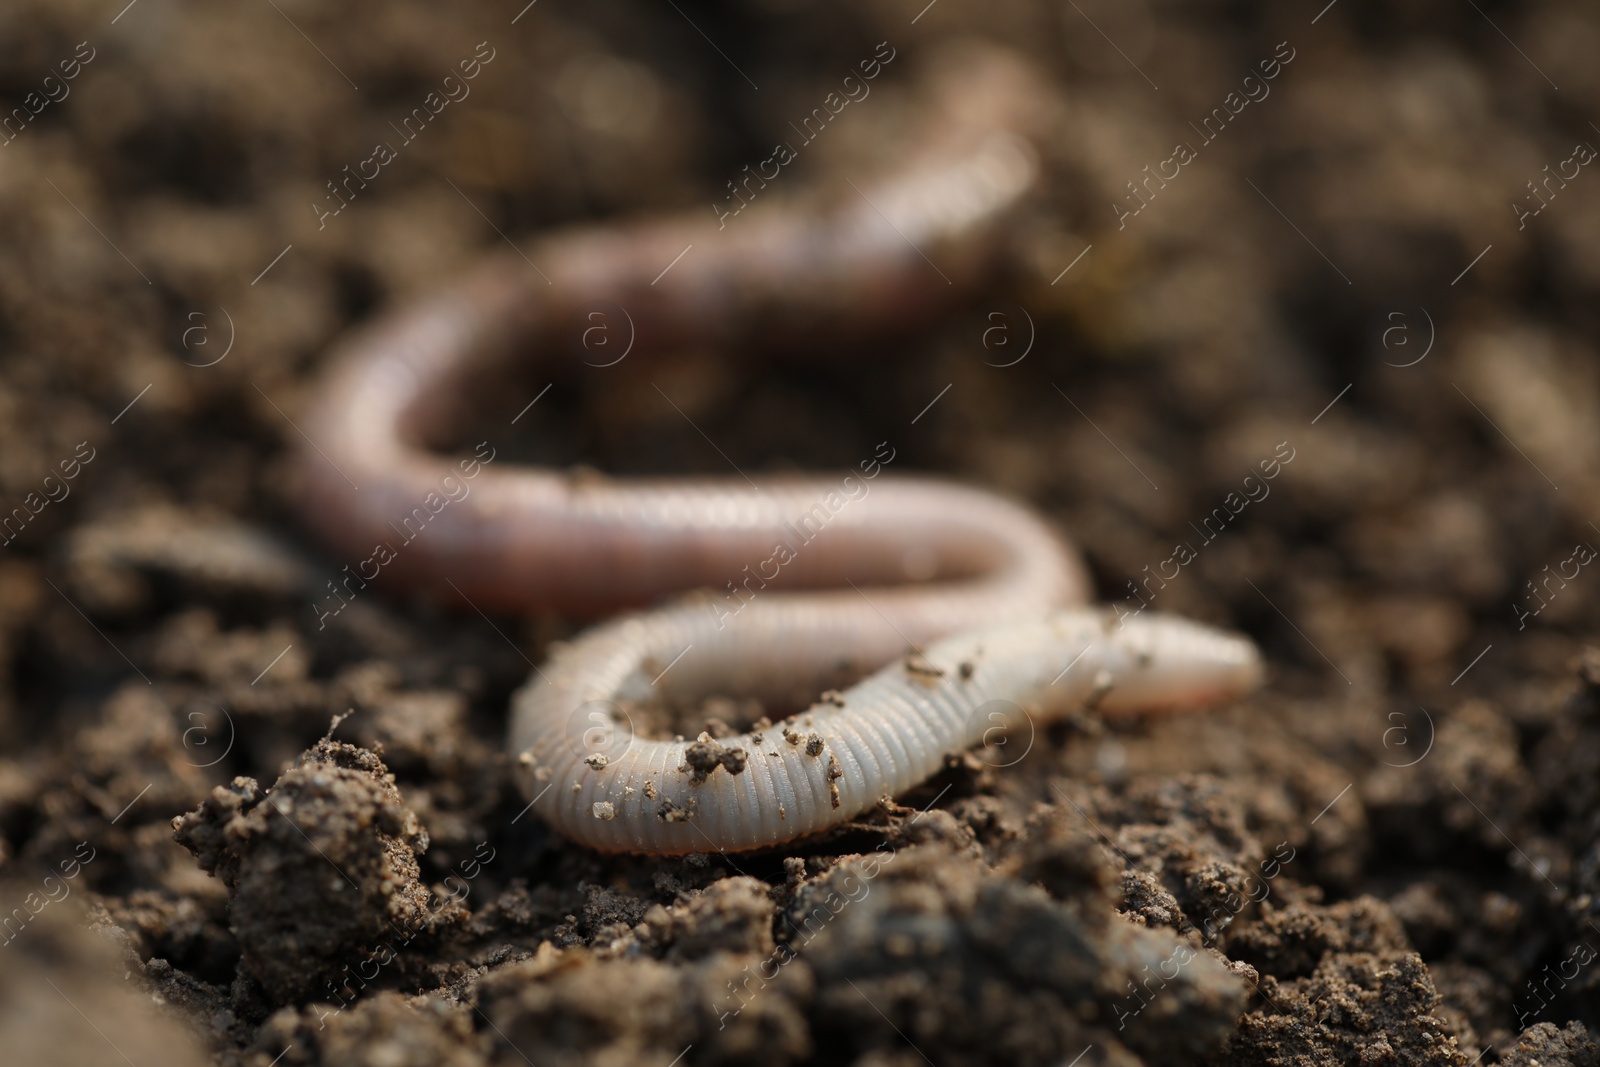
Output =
[{"x1": 3, "y1": 0, "x2": 1600, "y2": 1064}]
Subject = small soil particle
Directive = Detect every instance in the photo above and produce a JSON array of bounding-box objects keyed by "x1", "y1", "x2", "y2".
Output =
[{"x1": 683, "y1": 734, "x2": 748, "y2": 783}]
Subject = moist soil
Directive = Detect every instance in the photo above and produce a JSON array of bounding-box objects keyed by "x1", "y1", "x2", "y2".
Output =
[{"x1": 4, "y1": 1, "x2": 1600, "y2": 1065}]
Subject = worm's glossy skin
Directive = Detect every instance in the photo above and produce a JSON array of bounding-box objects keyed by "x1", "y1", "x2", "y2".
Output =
[
  {"x1": 510, "y1": 606, "x2": 1262, "y2": 854},
  {"x1": 296, "y1": 53, "x2": 1064, "y2": 618},
  {"x1": 295, "y1": 50, "x2": 1266, "y2": 853}
]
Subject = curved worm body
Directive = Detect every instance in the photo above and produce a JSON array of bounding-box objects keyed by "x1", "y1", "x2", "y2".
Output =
[
  {"x1": 295, "y1": 48, "x2": 1266, "y2": 853},
  {"x1": 510, "y1": 607, "x2": 1262, "y2": 853},
  {"x1": 295, "y1": 51, "x2": 1065, "y2": 619}
]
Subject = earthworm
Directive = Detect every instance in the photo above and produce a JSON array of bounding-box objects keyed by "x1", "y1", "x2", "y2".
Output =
[
  {"x1": 510, "y1": 607, "x2": 1261, "y2": 853},
  {"x1": 295, "y1": 47, "x2": 1265, "y2": 853}
]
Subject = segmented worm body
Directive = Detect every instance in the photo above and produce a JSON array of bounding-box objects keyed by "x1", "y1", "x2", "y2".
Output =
[
  {"x1": 511, "y1": 607, "x2": 1260, "y2": 853},
  {"x1": 297, "y1": 49, "x2": 1264, "y2": 853}
]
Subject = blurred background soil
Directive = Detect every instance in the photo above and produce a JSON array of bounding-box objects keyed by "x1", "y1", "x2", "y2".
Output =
[{"x1": 3, "y1": 0, "x2": 1600, "y2": 1064}]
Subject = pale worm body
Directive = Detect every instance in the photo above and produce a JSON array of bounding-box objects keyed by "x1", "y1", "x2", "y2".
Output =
[
  {"x1": 295, "y1": 48, "x2": 1266, "y2": 854},
  {"x1": 510, "y1": 606, "x2": 1262, "y2": 853}
]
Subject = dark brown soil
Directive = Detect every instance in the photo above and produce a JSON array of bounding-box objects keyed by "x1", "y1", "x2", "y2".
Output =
[{"x1": 4, "y1": 0, "x2": 1600, "y2": 1064}]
